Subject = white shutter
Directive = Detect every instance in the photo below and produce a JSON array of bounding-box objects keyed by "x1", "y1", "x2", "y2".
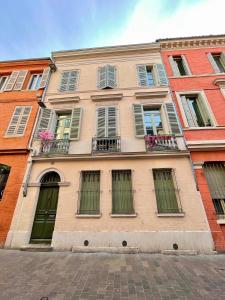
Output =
[
  {"x1": 164, "y1": 103, "x2": 182, "y2": 135},
  {"x1": 169, "y1": 56, "x2": 180, "y2": 76},
  {"x1": 16, "y1": 106, "x2": 31, "y2": 135},
  {"x1": 197, "y1": 94, "x2": 211, "y2": 126},
  {"x1": 180, "y1": 96, "x2": 196, "y2": 127},
  {"x1": 107, "y1": 65, "x2": 116, "y2": 88},
  {"x1": 155, "y1": 64, "x2": 168, "y2": 86},
  {"x1": 35, "y1": 108, "x2": 54, "y2": 137},
  {"x1": 96, "y1": 107, "x2": 106, "y2": 137},
  {"x1": 6, "y1": 106, "x2": 31, "y2": 136},
  {"x1": 70, "y1": 107, "x2": 82, "y2": 140},
  {"x1": 207, "y1": 53, "x2": 220, "y2": 73},
  {"x1": 39, "y1": 67, "x2": 50, "y2": 89},
  {"x1": 59, "y1": 71, "x2": 78, "y2": 92},
  {"x1": 181, "y1": 55, "x2": 191, "y2": 75},
  {"x1": 132, "y1": 104, "x2": 145, "y2": 137},
  {"x1": 13, "y1": 70, "x2": 28, "y2": 90},
  {"x1": 4, "y1": 71, "x2": 19, "y2": 91},
  {"x1": 137, "y1": 65, "x2": 147, "y2": 86},
  {"x1": 98, "y1": 66, "x2": 107, "y2": 89},
  {"x1": 107, "y1": 107, "x2": 117, "y2": 137}
]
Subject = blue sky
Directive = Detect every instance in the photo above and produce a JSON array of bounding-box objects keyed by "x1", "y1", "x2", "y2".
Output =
[{"x1": 1, "y1": 0, "x2": 225, "y2": 60}]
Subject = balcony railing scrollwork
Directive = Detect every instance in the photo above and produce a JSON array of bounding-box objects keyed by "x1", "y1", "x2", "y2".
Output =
[
  {"x1": 92, "y1": 136, "x2": 121, "y2": 154},
  {"x1": 145, "y1": 135, "x2": 178, "y2": 151},
  {"x1": 40, "y1": 139, "x2": 70, "y2": 155}
]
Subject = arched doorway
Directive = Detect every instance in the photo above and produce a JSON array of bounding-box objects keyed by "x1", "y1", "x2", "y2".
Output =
[{"x1": 30, "y1": 171, "x2": 60, "y2": 244}]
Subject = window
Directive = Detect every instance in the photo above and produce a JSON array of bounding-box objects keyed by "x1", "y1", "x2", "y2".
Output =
[
  {"x1": 112, "y1": 170, "x2": 134, "y2": 214},
  {"x1": 169, "y1": 55, "x2": 191, "y2": 76},
  {"x1": 79, "y1": 171, "x2": 100, "y2": 215},
  {"x1": 55, "y1": 113, "x2": 71, "y2": 140},
  {"x1": 153, "y1": 169, "x2": 180, "y2": 213},
  {"x1": 0, "y1": 164, "x2": 10, "y2": 200},
  {"x1": 203, "y1": 163, "x2": 225, "y2": 218},
  {"x1": 0, "y1": 76, "x2": 9, "y2": 91},
  {"x1": 28, "y1": 74, "x2": 42, "y2": 90},
  {"x1": 4, "y1": 70, "x2": 28, "y2": 91},
  {"x1": 208, "y1": 53, "x2": 225, "y2": 73},
  {"x1": 143, "y1": 108, "x2": 163, "y2": 135},
  {"x1": 59, "y1": 70, "x2": 79, "y2": 92},
  {"x1": 98, "y1": 65, "x2": 116, "y2": 89},
  {"x1": 180, "y1": 94, "x2": 212, "y2": 127},
  {"x1": 137, "y1": 64, "x2": 168, "y2": 87},
  {"x1": 96, "y1": 106, "x2": 117, "y2": 138},
  {"x1": 6, "y1": 106, "x2": 32, "y2": 136}
]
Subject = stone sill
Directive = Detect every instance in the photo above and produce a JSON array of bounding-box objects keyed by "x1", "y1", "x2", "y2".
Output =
[
  {"x1": 75, "y1": 214, "x2": 101, "y2": 218},
  {"x1": 110, "y1": 213, "x2": 137, "y2": 218},
  {"x1": 157, "y1": 213, "x2": 185, "y2": 217},
  {"x1": 217, "y1": 219, "x2": 225, "y2": 224}
]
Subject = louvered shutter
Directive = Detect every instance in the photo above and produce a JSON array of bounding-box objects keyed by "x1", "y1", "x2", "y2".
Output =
[
  {"x1": 107, "y1": 107, "x2": 117, "y2": 137},
  {"x1": 137, "y1": 65, "x2": 148, "y2": 86},
  {"x1": 13, "y1": 70, "x2": 28, "y2": 90},
  {"x1": 165, "y1": 103, "x2": 182, "y2": 135},
  {"x1": 155, "y1": 64, "x2": 168, "y2": 86},
  {"x1": 169, "y1": 56, "x2": 180, "y2": 76},
  {"x1": 16, "y1": 106, "x2": 31, "y2": 135},
  {"x1": 59, "y1": 71, "x2": 78, "y2": 92},
  {"x1": 39, "y1": 67, "x2": 50, "y2": 89},
  {"x1": 207, "y1": 53, "x2": 220, "y2": 73},
  {"x1": 35, "y1": 108, "x2": 54, "y2": 137},
  {"x1": 70, "y1": 107, "x2": 82, "y2": 140},
  {"x1": 107, "y1": 65, "x2": 116, "y2": 88},
  {"x1": 96, "y1": 107, "x2": 106, "y2": 137},
  {"x1": 98, "y1": 66, "x2": 107, "y2": 89},
  {"x1": 180, "y1": 96, "x2": 196, "y2": 127},
  {"x1": 6, "y1": 107, "x2": 23, "y2": 135},
  {"x1": 197, "y1": 94, "x2": 211, "y2": 126},
  {"x1": 132, "y1": 104, "x2": 145, "y2": 137},
  {"x1": 181, "y1": 55, "x2": 191, "y2": 75},
  {"x1": 4, "y1": 71, "x2": 19, "y2": 91}
]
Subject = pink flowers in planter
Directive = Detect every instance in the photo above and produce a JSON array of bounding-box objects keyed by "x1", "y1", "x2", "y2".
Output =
[{"x1": 38, "y1": 130, "x2": 54, "y2": 141}]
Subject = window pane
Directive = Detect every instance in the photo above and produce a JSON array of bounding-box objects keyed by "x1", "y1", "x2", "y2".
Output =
[
  {"x1": 36, "y1": 75, "x2": 42, "y2": 89},
  {"x1": 146, "y1": 67, "x2": 154, "y2": 86},
  {"x1": 79, "y1": 171, "x2": 100, "y2": 214},
  {"x1": 153, "y1": 169, "x2": 179, "y2": 213},
  {"x1": 112, "y1": 170, "x2": 134, "y2": 214},
  {"x1": 0, "y1": 76, "x2": 8, "y2": 90},
  {"x1": 173, "y1": 56, "x2": 187, "y2": 75},
  {"x1": 55, "y1": 114, "x2": 71, "y2": 139},
  {"x1": 213, "y1": 54, "x2": 225, "y2": 73},
  {"x1": 144, "y1": 109, "x2": 163, "y2": 135}
]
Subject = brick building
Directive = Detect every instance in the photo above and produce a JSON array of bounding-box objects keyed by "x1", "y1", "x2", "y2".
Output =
[
  {"x1": 159, "y1": 35, "x2": 225, "y2": 251},
  {"x1": 0, "y1": 58, "x2": 53, "y2": 246}
]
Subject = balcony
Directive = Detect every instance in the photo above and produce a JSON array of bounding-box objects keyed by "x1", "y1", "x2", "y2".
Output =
[
  {"x1": 40, "y1": 139, "x2": 70, "y2": 155},
  {"x1": 145, "y1": 135, "x2": 178, "y2": 151},
  {"x1": 92, "y1": 136, "x2": 121, "y2": 154}
]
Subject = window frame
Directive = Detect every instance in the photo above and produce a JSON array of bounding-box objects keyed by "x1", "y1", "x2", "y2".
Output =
[
  {"x1": 0, "y1": 75, "x2": 9, "y2": 91},
  {"x1": 176, "y1": 91, "x2": 217, "y2": 128},
  {"x1": 212, "y1": 53, "x2": 225, "y2": 73},
  {"x1": 143, "y1": 106, "x2": 165, "y2": 135},
  {"x1": 27, "y1": 73, "x2": 42, "y2": 90},
  {"x1": 54, "y1": 111, "x2": 72, "y2": 140}
]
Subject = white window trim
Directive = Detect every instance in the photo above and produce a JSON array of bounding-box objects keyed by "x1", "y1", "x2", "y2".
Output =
[
  {"x1": 175, "y1": 91, "x2": 217, "y2": 128},
  {"x1": 27, "y1": 73, "x2": 42, "y2": 90},
  {"x1": 0, "y1": 76, "x2": 9, "y2": 92}
]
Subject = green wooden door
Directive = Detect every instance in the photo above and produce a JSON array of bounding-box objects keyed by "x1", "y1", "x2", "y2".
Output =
[{"x1": 30, "y1": 184, "x2": 59, "y2": 244}]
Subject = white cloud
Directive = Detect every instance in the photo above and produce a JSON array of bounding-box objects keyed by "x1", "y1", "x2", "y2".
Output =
[{"x1": 107, "y1": 0, "x2": 225, "y2": 45}]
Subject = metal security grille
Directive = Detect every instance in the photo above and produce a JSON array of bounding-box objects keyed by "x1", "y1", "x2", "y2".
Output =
[
  {"x1": 153, "y1": 169, "x2": 181, "y2": 213},
  {"x1": 79, "y1": 171, "x2": 100, "y2": 215},
  {"x1": 203, "y1": 162, "x2": 225, "y2": 217}
]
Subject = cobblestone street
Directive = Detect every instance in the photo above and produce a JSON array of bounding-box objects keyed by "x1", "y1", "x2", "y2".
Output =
[{"x1": 1, "y1": 250, "x2": 225, "y2": 300}]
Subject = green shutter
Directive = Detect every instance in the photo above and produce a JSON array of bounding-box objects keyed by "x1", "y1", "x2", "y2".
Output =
[
  {"x1": 169, "y1": 56, "x2": 180, "y2": 76},
  {"x1": 181, "y1": 55, "x2": 191, "y2": 75},
  {"x1": 39, "y1": 67, "x2": 50, "y2": 89},
  {"x1": 96, "y1": 107, "x2": 106, "y2": 137},
  {"x1": 197, "y1": 94, "x2": 211, "y2": 126},
  {"x1": 220, "y1": 52, "x2": 225, "y2": 69},
  {"x1": 13, "y1": 70, "x2": 28, "y2": 90},
  {"x1": 153, "y1": 169, "x2": 179, "y2": 213},
  {"x1": 6, "y1": 106, "x2": 31, "y2": 136},
  {"x1": 165, "y1": 103, "x2": 182, "y2": 135},
  {"x1": 155, "y1": 64, "x2": 168, "y2": 86},
  {"x1": 203, "y1": 163, "x2": 225, "y2": 199},
  {"x1": 112, "y1": 170, "x2": 134, "y2": 214},
  {"x1": 98, "y1": 65, "x2": 116, "y2": 89},
  {"x1": 70, "y1": 107, "x2": 82, "y2": 140},
  {"x1": 107, "y1": 107, "x2": 117, "y2": 137},
  {"x1": 35, "y1": 108, "x2": 54, "y2": 137},
  {"x1": 16, "y1": 106, "x2": 32, "y2": 135},
  {"x1": 137, "y1": 65, "x2": 148, "y2": 86},
  {"x1": 132, "y1": 104, "x2": 145, "y2": 137},
  {"x1": 207, "y1": 53, "x2": 220, "y2": 73},
  {"x1": 79, "y1": 171, "x2": 100, "y2": 214},
  {"x1": 4, "y1": 71, "x2": 20, "y2": 91}
]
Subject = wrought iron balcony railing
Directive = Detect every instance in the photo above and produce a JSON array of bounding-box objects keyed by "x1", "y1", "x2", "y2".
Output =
[
  {"x1": 144, "y1": 135, "x2": 178, "y2": 151},
  {"x1": 40, "y1": 139, "x2": 70, "y2": 155},
  {"x1": 92, "y1": 136, "x2": 121, "y2": 154}
]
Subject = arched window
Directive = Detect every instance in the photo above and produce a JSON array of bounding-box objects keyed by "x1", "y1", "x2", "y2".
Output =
[
  {"x1": 0, "y1": 164, "x2": 11, "y2": 200},
  {"x1": 40, "y1": 171, "x2": 60, "y2": 185}
]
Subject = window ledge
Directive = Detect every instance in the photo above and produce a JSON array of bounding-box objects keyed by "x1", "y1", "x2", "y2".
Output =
[
  {"x1": 48, "y1": 95, "x2": 80, "y2": 104},
  {"x1": 183, "y1": 127, "x2": 219, "y2": 131},
  {"x1": 91, "y1": 93, "x2": 123, "y2": 102},
  {"x1": 110, "y1": 213, "x2": 137, "y2": 218},
  {"x1": 217, "y1": 219, "x2": 225, "y2": 224},
  {"x1": 157, "y1": 213, "x2": 185, "y2": 217},
  {"x1": 75, "y1": 214, "x2": 101, "y2": 218}
]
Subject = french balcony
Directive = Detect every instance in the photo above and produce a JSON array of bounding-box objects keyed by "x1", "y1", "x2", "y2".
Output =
[
  {"x1": 40, "y1": 139, "x2": 70, "y2": 155},
  {"x1": 145, "y1": 135, "x2": 179, "y2": 151},
  {"x1": 92, "y1": 136, "x2": 121, "y2": 154}
]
